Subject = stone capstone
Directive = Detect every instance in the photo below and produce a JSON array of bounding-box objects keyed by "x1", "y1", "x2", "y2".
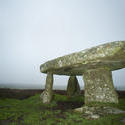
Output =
[
  {"x1": 67, "y1": 76, "x2": 80, "y2": 97},
  {"x1": 40, "y1": 41, "x2": 125, "y2": 76}
]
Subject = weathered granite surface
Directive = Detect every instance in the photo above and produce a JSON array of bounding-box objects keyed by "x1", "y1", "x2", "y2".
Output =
[
  {"x1": 83, "y1": 67, "x2": 118, "y2": 104},
  {"x1": 74, "y1": 106, "x2": 125, "y2": 119},
  {"x1": 40, "y1": 72, "x2": 53, "y2": 104},
  {"x1": 67, "y1": 76, "x2": 80, "y2": 97},
  {"x1": 40, "y1": 41, "x2": 125, "y2": 105},
  {"x1": 40, "y1": 41, "x2": 125, "y2": 75}
]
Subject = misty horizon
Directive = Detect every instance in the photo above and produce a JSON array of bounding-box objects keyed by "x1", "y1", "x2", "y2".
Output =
[
  {"x1": 0, "y1": 83, "x2": 125, "y2": 90},
  {"x1": 0, "y1": 0, "x2": 125, "y2": 90}
]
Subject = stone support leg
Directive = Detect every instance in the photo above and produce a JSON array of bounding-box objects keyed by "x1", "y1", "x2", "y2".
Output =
[
  {"x1": 83, "y1": 68, "x2": 118, "y2": 105},
  {"x1": 40, "y1": 72, "x2": 53, "y2": 104},
  {"x1": 67, "y1": 76, "x2": 80, "y2": 97}
]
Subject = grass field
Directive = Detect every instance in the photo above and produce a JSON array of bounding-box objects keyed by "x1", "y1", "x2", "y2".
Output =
[{"x1": 0, "y1": 93, "x2": 125, "y2": 125}]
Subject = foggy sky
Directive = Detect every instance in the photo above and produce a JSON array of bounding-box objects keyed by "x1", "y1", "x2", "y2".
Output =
[{"x1": 0, "y1": 0, "x2": 125, "y2": 89}]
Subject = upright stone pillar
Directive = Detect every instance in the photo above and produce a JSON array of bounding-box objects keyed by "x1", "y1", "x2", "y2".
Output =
[
  {"x1": 67, "y1": 76, "x2": 80, "y2": 97},
  {"x1": 40, "y1": 72, "x2": 53, "y2": 104},
  {"x1": 83, "y1": 68, "x2": 118, "y2": 105}
]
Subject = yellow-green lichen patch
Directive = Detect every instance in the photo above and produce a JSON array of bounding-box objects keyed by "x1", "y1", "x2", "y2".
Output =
[{"x1": 40, "y1": 41, "x2": 125, "y2": 75}]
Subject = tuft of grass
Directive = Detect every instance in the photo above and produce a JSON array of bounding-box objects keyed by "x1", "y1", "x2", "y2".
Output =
[{"x1": 0, "y1": 93, "x2": 125, "y2": 125}]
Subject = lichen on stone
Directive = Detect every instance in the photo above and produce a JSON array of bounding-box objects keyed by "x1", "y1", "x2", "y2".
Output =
[
  {"x1": 83, "y1": 67, "x2": 118, "y2": 105},
  {"x1": 40, "y1": 41, "x2": 125, "y2": 106},
  {"x1": 40, "y1": 72, "x2": 53, "y2": 104},
  {"x1": 40, "y1": 41, "x2": 125, "y2": 75}
]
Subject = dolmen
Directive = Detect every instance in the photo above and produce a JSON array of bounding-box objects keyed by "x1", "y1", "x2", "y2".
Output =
[{"x1": 40, "y1": 41, "x2": 125, "y2": 114}]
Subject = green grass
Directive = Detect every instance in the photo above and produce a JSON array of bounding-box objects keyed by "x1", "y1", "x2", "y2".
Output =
[{"x1": 0, "y1": 94, "x2": 125, "y2": 125}]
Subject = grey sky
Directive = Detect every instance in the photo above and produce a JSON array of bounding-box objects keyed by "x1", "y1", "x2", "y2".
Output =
[{"x1": 0, "y1": 0, "x2": 125, "y2": 89}]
